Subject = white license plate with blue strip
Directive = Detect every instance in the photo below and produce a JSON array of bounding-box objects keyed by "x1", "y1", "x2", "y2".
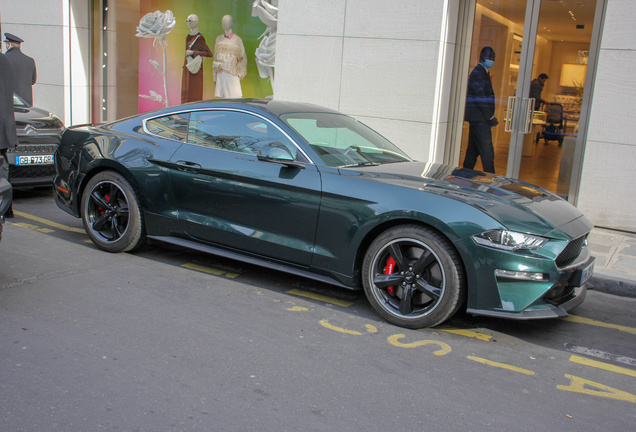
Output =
[{"x1": 16, "y1": 155, "x2": 54, "y2": 166}]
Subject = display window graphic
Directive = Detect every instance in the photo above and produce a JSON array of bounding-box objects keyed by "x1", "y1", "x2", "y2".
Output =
[{"x1": 138, "y1": 0, "x2": 274, "y2": 113}]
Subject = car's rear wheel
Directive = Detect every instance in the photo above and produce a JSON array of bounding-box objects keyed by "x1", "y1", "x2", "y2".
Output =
[
  {"x1": 362, "y1": 225, "x2": 465, "y2": 329},
  {"x1": 81, "y1": 171, "x2": 145, "y2": 253}
]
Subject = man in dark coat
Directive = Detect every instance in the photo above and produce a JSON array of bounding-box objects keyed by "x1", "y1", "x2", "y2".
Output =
[
  {"x1": 529, "y1": 73, "x2": 549, "y2": 109},
  {"x1": 4, "y1": 33, "x2": 37, "y2": 106},
  {"x1": 0, "y1": 51, "x2": 18, "y2": 217},
  {"x1": 463, "y1": 46, "x2": 498, "y2": 173}
]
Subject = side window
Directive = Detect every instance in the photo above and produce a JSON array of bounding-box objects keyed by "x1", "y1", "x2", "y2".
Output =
[
  {"x1": 187, "y1": 110, "x2": 300, "y2": 160},
  {"x1": 145, "y1": 113, "x2": 190, "y2": 142}
]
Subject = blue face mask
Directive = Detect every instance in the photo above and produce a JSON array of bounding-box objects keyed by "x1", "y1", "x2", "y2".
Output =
[{"x1": 484, "y1": 60, "x2": 495, "y2": 68}]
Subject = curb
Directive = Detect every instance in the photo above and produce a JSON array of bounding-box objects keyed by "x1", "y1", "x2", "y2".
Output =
[{"x1": 589, "y1": 271, "x2": 636, "y2": 299}]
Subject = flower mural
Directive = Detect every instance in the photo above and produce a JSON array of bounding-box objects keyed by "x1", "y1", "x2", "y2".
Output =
[{"x1": 136, "y1": 10, "x2": 176, "y2": 106}]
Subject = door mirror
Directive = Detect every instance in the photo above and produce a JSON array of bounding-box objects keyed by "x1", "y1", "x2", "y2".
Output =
[{"x1": 257, "y1": 142, "x2": 304, "y2": 168}]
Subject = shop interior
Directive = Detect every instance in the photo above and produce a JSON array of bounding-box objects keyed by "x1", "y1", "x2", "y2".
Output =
[{"x1": 460, "y1": 0, "x2": 596, "y2": 197}]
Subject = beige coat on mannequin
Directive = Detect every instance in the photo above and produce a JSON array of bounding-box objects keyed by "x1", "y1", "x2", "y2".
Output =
[{"x1": 213, "y1": 15, "x2": 247, "y2": 98}]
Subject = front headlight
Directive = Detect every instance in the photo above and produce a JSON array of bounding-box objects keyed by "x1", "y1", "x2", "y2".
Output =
[{"x1": 472, "y1": 229, "x2": 548, "y2": 251}]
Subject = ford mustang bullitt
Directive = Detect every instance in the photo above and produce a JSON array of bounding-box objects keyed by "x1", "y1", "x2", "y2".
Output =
[{"x1": 53, "y1": 100, "x2": 595, "y2": 328}]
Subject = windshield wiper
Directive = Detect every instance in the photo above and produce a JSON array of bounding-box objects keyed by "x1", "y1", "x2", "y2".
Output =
[{"x1": 338, "y1": 161, "x2": 380, "y2": 168}]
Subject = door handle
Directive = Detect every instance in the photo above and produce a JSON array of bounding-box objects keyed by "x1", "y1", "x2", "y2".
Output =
[
  {"x1": 505, "y1": 96, "x2": 516, "y2": 132},
  {"x1": 523, "y1": 98, "x2": 535, "y2": 134},
  {"x1": 175, "y1": 160, "x2": 202, "y2": 172}
]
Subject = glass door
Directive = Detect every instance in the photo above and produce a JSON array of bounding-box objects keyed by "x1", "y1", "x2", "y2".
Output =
[
  {"x1": 459, "y1": 0, "x2": 531, "y2": 176},
  {"x1": 459, "y1": 0, "x2": 599, "y2": 199},
  {"x1": 515, "y1": 0, "x2": 597, "y2": 199}
]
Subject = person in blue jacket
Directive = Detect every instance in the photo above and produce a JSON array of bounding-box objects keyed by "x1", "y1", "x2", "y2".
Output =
[{"x1": 463, "y1": 46, "x2": 497, "y2": 173}]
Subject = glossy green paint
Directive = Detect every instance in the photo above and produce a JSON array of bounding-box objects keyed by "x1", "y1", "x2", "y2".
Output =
[
  {"x1": 168, "y1": 142, "x2": 322, "y2": 266},
  {"x1": 54, "y1": 100, "x2": 594, "y2": 321}
]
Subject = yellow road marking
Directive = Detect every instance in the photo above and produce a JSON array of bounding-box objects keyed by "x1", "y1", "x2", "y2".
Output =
[
  {"x1": 467, "y1": 356, "x2": 535, "y2": 375},
  {"x1": 562, "y1": 315, "x2": 636, "y2": 336},
  {"x1": 288, "y1": 306, "x2": 308, "y2": 311},
  {"x1": 13, "y1": 210, "x2": 86, "y2": 234},
  {"x1": 437, "y1": 326, "x2": 492, "y2": 341},
  {"x1": 388, "y1": 334, "x2": 451, "y2": 355},
  {"x1": 14, "y1": 223, "x2": 59, "y2": 234},
  {"x1": 319, "y1": 320, "x2": 378, "y2": 335},
  {"x1": 569, "y1": 355, "x2": 636, "y2": 378},
  {"x1": 287, "y1": 289, "x2": 352, "y2": 307},
  {"x1": 14, "y1": 222, "x2": 39, "y2": 230},
  {"x1": 558, "y1": 374, "x2": 636, "y2": 402},
  {"x1": 320, "y1": 319, "x2": 361, "y2": 335},
  {"x1": 181, "y1": 263, "x2": 240, "y2": 278}
]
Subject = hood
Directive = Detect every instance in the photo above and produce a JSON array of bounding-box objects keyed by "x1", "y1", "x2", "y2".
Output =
[
  {"x1": 340, "y1": 161, "x2": 589, "y2": 237},
  {"x1": 14, "y1": 105, "x2": 65, "y2": 132}
]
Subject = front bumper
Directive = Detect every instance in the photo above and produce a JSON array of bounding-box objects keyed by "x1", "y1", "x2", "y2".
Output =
[
  {"x1": 467, "y1": 285, "x2": 587, "y2": 319},
  {"x1": 467, "y1": 251, "x2": 595, "y2": 320},
  {"x1": 7, "y1": 141, "x2": 59, "y2": 187}
]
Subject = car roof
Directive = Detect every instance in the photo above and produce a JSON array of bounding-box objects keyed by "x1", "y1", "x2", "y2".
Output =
[
  {"x1": 175, "y1": 99, "x2": 342, "y2": 117},
  {"x1": 100, "y1": 99, "x2": 344, "y2": 132}
]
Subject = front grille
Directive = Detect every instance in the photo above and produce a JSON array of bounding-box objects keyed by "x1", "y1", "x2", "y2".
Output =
[
  {"x1": 9, "y1": 164, "x2": 57, "y2": 179},
  {"x1": 544, "y1": 285, "x2": 575, "y2": 305},
  {"x1": 9, "y1": 143, "x2": 59, "y2": 154},
  {"x1": 556, "y1": 234, "x2": 587, "y2": 268}
]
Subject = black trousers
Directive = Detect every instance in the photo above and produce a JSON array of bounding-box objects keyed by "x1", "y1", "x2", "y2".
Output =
[{"x1": 463, "y1": 122, "x2": 495, "y2": 173}]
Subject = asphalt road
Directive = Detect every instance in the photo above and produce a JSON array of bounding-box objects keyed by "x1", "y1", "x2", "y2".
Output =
[{"x1": 1, "y1": 188, "x2": 635, "y2": 431}]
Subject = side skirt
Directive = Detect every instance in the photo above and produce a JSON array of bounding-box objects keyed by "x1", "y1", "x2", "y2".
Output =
[{"x1": 148, "y1": 235, "x2": 353, "y2": 290}]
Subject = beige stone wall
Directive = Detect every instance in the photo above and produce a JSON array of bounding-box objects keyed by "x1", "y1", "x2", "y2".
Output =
[
  {"x1": 577, "y1": 0, "x2": 636, "y2": 232},
  {"x1": 275, "y1": 0, "x2": 458, "y2": 162}
]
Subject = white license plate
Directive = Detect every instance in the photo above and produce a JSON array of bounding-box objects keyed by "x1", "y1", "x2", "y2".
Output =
[
  {"x1": 579, "y1": 261, "x2": 594, "y2": 286},
  {"x1": 16, "y1": 154, "x2": 54, "y2": 166}
]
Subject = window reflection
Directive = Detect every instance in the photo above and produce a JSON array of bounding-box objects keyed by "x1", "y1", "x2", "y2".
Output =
[
  {"x1": 145, "y1": 113, "x2": 190, "y2": 142},
  {"x1": 187, "y1": 111, "x2": 298, "y2": 159}
]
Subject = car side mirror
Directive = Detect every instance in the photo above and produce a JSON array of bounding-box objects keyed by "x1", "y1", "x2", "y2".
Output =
[{"x1": 257, "y1": 142, "x2": 304, "y2": 169}]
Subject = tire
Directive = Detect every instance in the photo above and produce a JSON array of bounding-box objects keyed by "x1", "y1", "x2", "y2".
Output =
[
  {"x1": 362, "y1": 225, "x2": 465, "y2": 329},
  {"x1": 81, "y1": 171, "x2": 145, "y2": 253}
]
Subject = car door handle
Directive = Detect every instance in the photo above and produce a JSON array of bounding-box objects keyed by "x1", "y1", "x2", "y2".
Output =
[{"x1": 175, "y1": 161, "x2": 202, "y2": 172}]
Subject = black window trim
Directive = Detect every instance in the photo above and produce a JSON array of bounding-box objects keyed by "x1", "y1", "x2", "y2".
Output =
[{"x1": 142, "y1": 108, "x2": 314, "y2": 165}]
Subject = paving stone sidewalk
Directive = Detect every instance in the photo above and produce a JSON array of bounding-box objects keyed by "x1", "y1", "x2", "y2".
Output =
[{"x1": 587, "y1": 227, "x2": 636, "y2": 298}]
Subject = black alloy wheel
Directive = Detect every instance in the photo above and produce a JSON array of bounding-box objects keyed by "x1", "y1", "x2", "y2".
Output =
[
  {"x1": 81, "y1": 171, "x2": 145, "y2": 253},
  {"x1": 362, "y1": 225, "x2": 465, "y2": 329}
]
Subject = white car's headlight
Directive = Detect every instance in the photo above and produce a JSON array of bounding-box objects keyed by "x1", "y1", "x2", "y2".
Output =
[{"x1": 472, "y1": 229, "x2": 548, "y2": 251}]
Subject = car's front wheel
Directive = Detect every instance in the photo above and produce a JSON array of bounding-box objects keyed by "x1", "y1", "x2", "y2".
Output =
[
  {"x1": 81, "y1": 171, "x2": 145, "y2": 253},
  {"x1": 362, "y1": 225, "x2": 465, "y2": 329}
]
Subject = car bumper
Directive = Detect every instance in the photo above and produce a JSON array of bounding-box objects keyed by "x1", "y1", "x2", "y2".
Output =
[
  {"x1": 7, "y1": 141, "x2": 59, "y2": 187},
  {"x1": 467, "y1": 284, "x2": 587, "y2": 319},
  {"x1": 0, "y1": 177, "x2": 12, "y2": 217},
  {"x1": 467, "y1": 252, "x2": 595, "y2": 320}
]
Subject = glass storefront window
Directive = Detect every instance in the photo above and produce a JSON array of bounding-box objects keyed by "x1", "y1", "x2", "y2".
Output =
[{"x1": 92, "y1": 0, "x2": 276, "y2": 123}]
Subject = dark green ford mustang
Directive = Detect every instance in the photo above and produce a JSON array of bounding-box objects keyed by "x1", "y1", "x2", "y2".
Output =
[{"x1": 54, "y1": 100, "x2": 595, "y2": 328}]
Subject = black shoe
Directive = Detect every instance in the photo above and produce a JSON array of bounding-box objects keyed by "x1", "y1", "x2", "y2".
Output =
[{"x1": 4, "y1": 209, "x2": 13, "y2": 218}]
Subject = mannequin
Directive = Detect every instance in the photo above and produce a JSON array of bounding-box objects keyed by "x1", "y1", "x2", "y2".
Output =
[
  {"x1": 181, "y1": 14, "x2": 212, "y2": 103},
  {"x1": 213, "y1": 15, "x2": 247, "y2": 98}
]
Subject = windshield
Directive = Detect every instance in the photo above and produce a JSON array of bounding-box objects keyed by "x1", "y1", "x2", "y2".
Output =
[
  {"x1": 13, "y1": 94, "x2": 29, "y2": 108},
  {"x1": 280, "y1": 112, "x2": 411, "y2": 167}
]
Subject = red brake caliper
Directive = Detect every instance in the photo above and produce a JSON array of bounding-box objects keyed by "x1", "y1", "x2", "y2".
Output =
[
  {"x1": 98, "y1": 194, "x2": 110, "y2": 216},
  {"x1": 383, "y1": 256, "x2": 397, "y2": 296}
]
